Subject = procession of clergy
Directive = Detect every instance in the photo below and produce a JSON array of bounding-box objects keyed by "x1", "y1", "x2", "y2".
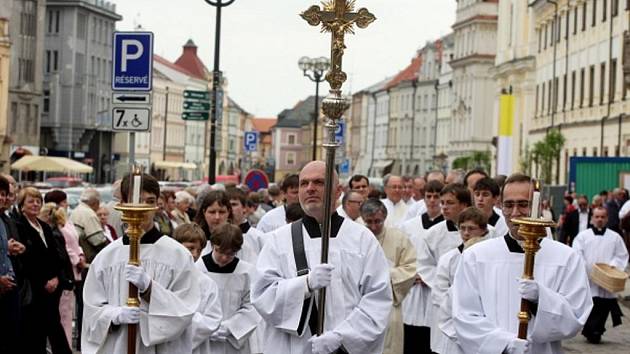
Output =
[{"x1": 82, "y1": 161, "x2": 629, "y2": 354}]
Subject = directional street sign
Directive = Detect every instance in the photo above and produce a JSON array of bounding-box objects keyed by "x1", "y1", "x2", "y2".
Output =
[
  {"x1": 183, "y1": 90, "x2": 210, "y2": 101},
  {"x1": 112, "y1": 107, "x2": 151, "y2": 132},
  {"x1": 244, "y1": 131, "x2": 259, "y2": 152},
  {"x1": 182, "y1": 111, "x2": 210, "y2": 121},
  {"x1": 113, "y1": 92, "x2": 151, "y2": 105},
  {"x1": 184, "y1": 101, "x2": 211, "y2": 111},
  {"x1": 112, "y1": 32, "x2": 153, "y2": 91}
]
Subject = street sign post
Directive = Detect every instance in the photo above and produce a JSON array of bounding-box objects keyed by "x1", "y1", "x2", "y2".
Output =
[
  {"x1": 112, "y1": 107, "x2": 151, "y2": 132},
  {"x1": 112, "y1": 32, "x2": 153, "y2": 91},
  {"x1": 183, "y1": 89, "x2": 211, "y2": 121},
  {"x1": 113, "y1": 92, "x2": 151, "y2": 105},
  {"x1": 243, "y1": 131, "x2": 259, "y2": 152},
  {"x1": 183, "y1": 90, "x2": 210, "y2": 100},
  {"x1": 182, "y1": 111, "x2": 210, "y2": 121}
]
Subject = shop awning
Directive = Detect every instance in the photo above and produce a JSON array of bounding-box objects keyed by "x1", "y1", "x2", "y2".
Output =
[
  {"x1": 153, "y1": 160, "x2": 198, "y2": 170},
  {"x1": 11, "y1": 156, "x2": 93, "y2": 173}
]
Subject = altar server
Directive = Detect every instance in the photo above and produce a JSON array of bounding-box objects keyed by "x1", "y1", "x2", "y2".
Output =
[
  {"x1": 573, "y1": 206, "x2": 629, "y2": 344},
  {"x1": 82, "y1": 173, "x2": 201, "y2": 354},
  {"x1": 197, "y1": 223, "x2": 260, "y2": 354},
  {"x1": 452, "y1": 173, "x2": 592, "y2": 354},
  {"x1": 257, "y1": 174, "x2": 299, "y2": 233},
  {"x1": 252, "y1": 161, "x2": 392, "y2": 354}
]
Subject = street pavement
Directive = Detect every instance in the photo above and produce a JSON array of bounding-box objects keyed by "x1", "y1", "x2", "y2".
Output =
[{"x1": 563, "y1": 280, "x2": 630, "y2": 353}]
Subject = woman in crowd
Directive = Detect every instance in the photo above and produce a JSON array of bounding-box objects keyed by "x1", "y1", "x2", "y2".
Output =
[
  {"x1": 194, "y1": 190, "x2": 232, "y2": 256},
  {"x1": 96, "y1": 205, "x2": 118, "y2": 242},
  {"x1": 16, "y1": 187, "x2": 71, "y2": 354},
  {"x1": 172, "y1": 190, "x2": 194, "y2": 226},
  {"x1": 154, "y1": 191, "x2": 175, "y2": 236}
]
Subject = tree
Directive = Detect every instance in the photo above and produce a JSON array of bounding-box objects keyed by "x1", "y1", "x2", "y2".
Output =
[
  {"x1": 528, "y1": 129, "x2": 566, "y2": 184},
  {"x1": 452, "y1": 150, "x2": 491, "y2": 171}
]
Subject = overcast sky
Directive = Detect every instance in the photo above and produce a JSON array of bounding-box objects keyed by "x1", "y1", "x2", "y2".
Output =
[{"x1": 115, "y1": 0, "x2": 456, "y2": 117}]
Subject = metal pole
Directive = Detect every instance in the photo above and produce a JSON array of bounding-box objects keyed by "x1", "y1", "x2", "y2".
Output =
[
  {"x1": 313, "y1": 78, "x2": 320, "y2": 160},
  {"x1": 162, "y1": 86, "x2": 169, "y2": 162},
  {"x1": 129, "y1": 132, "x2": 136, "y2": 166},
  {"x1": 205, "y1": 0, "x2": 236, "y2": 185}
]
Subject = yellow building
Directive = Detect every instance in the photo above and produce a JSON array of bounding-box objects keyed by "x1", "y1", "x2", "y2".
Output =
[{"x1": 0, "y1": 18, "x2": 10, "y2": 172}]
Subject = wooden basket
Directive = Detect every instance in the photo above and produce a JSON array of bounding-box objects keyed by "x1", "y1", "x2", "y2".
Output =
[{"x1": 590, "y1": 263, "x2": 629, "y2": 293}]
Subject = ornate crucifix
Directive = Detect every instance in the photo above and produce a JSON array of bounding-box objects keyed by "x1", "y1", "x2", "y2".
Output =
[{"x1": 300, "y1": 0, "x2": 375, "y2": 336}]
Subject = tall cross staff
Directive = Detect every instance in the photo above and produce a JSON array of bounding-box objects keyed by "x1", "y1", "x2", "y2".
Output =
[{"x1": 301, "y1": 0, "x2": 375, "y2": 335}]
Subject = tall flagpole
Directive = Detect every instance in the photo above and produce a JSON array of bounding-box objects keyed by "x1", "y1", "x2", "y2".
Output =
[{"x1": 300, "y1": 0, "x2": 375, "y2": 335}]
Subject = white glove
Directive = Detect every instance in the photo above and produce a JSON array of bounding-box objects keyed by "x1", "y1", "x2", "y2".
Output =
[
  {"x1": 209, "y1": 325, "x2": 229, "y2": 342},
  {"x1": 125, "y1": 264, "x2": 152, "y2": 293},
  {"x1": 518, "y1": 278, "x2": 539, "y2": 302},
  {"x1": 308, "y1": 331, "x2": 342, "y2": 354},
  {"x1": 112, "y1": 306, "x2": 141, "y2": 325},
  {"x1": 307, "y1": 264, "x2": 335, "y2": 291},
  {"x1": 504, "y1": 338, "x2": 529, "y2": 354}
]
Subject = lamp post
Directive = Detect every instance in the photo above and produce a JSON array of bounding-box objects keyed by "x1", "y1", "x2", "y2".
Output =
[
  {"x1": 204, "y1": 0, "x2": 236, "y2": 185},
  {"x1": 299, "y1": 56, "x2": 330, "y2": 161}
]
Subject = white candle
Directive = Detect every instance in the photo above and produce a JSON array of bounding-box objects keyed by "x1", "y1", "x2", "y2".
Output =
[
  {"x1": 132, "y1": 175, "x2": 141, "y2": 204},
  {"x1": 531, "y1": 191, "x2": 540, "y2": 218}
]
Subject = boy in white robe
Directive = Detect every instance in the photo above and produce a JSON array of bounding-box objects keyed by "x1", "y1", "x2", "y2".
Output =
[
  {"x1": 452, "y1": 173, "x2": 593, "y2": 354},
  {"x1": 257, "y1": 174, "x2": 299, "y2": 233},
  {"x1": 433, "y1": 207, "x2": 492, "y2": 354},
  {"x1": 572, "y1": 206, "x2": 629, "y2": 344},
  {"x1": 472, "y1": 177, "x2": 508, "y2": 238},
  {"x1": 82, "y1": 173, "x2": 201, "y2": 354},
  {"x1": 196, "y1": 223, "x2": 260, "y2": 354},
  {"x1": 227, "y1": 188, "x2": 266, "y2": 265},
  {"x1": 252, "y1": 161, "x2": 393, "y2": 354},
  {"x1": 416, "y1": 183, "x2": 472, "y2": 352},
  {"x1": 399, "y1": 180, "x2": 444, "y2": 354},
  {"x1": 173, "y1": 223, "x2": 223, "y2": 354}
]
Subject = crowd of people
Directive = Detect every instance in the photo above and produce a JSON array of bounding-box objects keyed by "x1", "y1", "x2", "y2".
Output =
[{"x1": 0, "y1": 164, "x2": 628, "y2": 354}]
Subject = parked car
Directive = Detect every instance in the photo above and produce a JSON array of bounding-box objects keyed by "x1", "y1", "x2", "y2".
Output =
[{"x1": 46, "y1": 176, "x2": 86, "y2": 188}]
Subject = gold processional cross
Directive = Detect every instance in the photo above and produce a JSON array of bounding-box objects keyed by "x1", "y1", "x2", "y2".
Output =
[{"x1": 300, "y1": 0, "x2": 375, "y2": 336}]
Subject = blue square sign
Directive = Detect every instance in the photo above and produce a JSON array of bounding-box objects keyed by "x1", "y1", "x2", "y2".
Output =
[{"x1": 112, "y1": 32, "x2": 153, "y2": 91}]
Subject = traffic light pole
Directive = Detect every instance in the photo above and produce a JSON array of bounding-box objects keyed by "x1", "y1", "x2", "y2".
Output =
[{"x1": 204, "y1": 0, "x2": 236, "y2": 185}]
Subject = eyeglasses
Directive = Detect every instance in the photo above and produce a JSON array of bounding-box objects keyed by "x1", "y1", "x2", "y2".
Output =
[
  {"x1": 364, "y1": 219, "x2": 385, "y2": 225},
  {"x1": 502, "y1": 200, "x2": 530, "y2": 211},
  {"x1": 386, "y1": 186, "x2": 404, "y2": 190}
]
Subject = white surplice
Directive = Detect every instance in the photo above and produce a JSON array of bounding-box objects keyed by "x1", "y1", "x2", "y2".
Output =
[
  {"x1": 488, "y1": 210, "x2": 508, "y2": 239},
  {"x1": 572, "y1": 227, "x2": 629, "y2": 299},
  {"x1": 82, "y1": 231, "x2": 200, "y2": 354},
  {"x1": 452, "y1": 235, "x2": 593, "y2": 354},
  {"x1": 382, "y1": 198, "x2": 409, "y2": 228},
  {"x1": 433, "y1": 246, "x2": 464, "y2": 354},
  {"x1": 403, "y1": 199, "x2": 427, "y2": 222},
  {"x1": 251, "y1": 216, "x2": 393, "y2": 354},
  {"x1": 196, "y1": 257, "x2": 260, "y2": 354},
  {"x1": 256, "y1": 205, "x2": 287, "y2": 233},
  {"x1": 190, "y1": 272, "x2": 223, "y2": 354},
  {"x1": 399, "y1": 213, "x2": 443, "y2": 328},
  {"x1": 237, "y1": 223, "x2": 266, "y2": 266}
]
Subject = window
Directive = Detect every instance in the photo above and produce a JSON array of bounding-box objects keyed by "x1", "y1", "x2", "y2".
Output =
[
  {"x1": 600, "y1": 62, "x2": 606, "y2": 105},
  {"x1": 593, "y1": 147, "x2": 598, "y2": 156},
  {"x1": 18, "y1": 58, "x2": 34, "y2": 83},
  {"x1": 580, "y1": 68, "x2": 586, "y2": 107},
  {"x1": 43, "y1": 90, "x2": 50, "y2": 113},
  {"x1": 583, "y1": 147, "x2": 588, "y2": 156},
  {"x1": 538, "y1": 28, "x2": 542, "y2": 52},
  {"x1": 593, "y1": 0, "x2": 597, "y2": 27},
  {"x1": 603, "y1": 146, "x2": 609, "y2": 156},
  {"x1": 610, "y1": 58, "x2": 617, "y2": 102},
  {"x1": 603, "y1": 0, "x2": 607, "y2": 21},
  {"x1": 613, "y1": 0, "x2": 619, "y2": 16},
  {"x1": 535, "y1": 85, "x2": 539, "y2": 116},
  {"x1": 287, "y1": 134, "x2": 296, "y2": 145},
  {"x1": 589, "y1": 65, "x2": 595, "y2": 107},
  {"x1": 45, "y1": 50, "x2": 51, "y2": 73},
  {"x1": 286, "y1": 152, "x2": 296, "y2": 166},
  {"x1": 563, "y1": 74, "x2": 568, "y2": 109},
  {"x1": 542, "y1": 83, "x2": 546, "y2": 113},
  {"x1": 544, "y1": 24, "x2": 548, "y2": 49},
  {"x1": 574, "y1": 6, "x2": 578, "y2": 35},
  {"x1": 571, "y1": 71, "x2": 576, "y2": 109},
  {"x1": 583, "y1": 2, "x2": 587, "y2": 31},
  {"x1": 565, "y1": 11, "x2": 569, "y2": 40},
  {"x1": 554, "y1": 77, "x2": 559, "y2": 112},
  {"x1": 550, "y1": 19, "x2": 555, "y2": 46},
  {"x1": 548, "y1": 79, "x2": 553, "y2": 114},
  {"x1": 53, "y1": 51, "x2": 58, "y2": 71},
  {"x1": 20, "y1": 1, "x2": 36, "y2": 36}
]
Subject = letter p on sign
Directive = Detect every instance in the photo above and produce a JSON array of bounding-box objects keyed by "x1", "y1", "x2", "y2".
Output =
[{"x1": 121, "y1": 39, "x2": 143, "y2": 72}]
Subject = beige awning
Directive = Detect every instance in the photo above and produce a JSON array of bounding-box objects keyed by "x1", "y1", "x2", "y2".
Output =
[
  {"x1": 153, "y1": 160, "x2": 198, "y2": 170},
  {"x1": 11, "y1": 156, "x2": 93, "y2": 173}
]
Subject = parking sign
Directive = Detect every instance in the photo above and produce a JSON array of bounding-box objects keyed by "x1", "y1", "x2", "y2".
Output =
[
  {"x1": 335, "y1": 121, "x2": 345, "y2": 145},
  {"x1": 244, "y1": 131, "x2": 258, "y2": 152},
  {"x1": 112, "y1": 32, "x2": 153, "y2": 91}
]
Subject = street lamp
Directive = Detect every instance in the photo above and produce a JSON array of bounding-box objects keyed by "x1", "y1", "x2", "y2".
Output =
[
  {"x1": 299, "y1": 56, "x2": 330, "y2": 161},
  {"x1": 204, "y1": 0, "x2": 236, "y2": 185}
]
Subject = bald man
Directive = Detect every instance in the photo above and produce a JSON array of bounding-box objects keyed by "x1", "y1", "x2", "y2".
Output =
[{"x1": 252, "y1": 161, "x2": 392, "y2": 354}]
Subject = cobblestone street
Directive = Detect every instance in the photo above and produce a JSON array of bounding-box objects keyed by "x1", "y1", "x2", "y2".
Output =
[{"x1": 563, "y1": 294, "x2": 630, "y2": 353}]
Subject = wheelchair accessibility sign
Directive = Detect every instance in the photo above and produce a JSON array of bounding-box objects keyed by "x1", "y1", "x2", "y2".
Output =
[{"x1": 112, "y1": 107, "x2": 151, "y2": 132}]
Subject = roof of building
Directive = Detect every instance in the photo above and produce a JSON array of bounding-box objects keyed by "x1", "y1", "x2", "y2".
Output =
[
  {"x1": 174, "y1": 39, "x2": 209, "y2": 80},
  {"x1": 251, "y1": 118, "x2": 277, "y2": 133},
  {"x1": 154, "y1": 54, "x2": 194, "y2": 76},
  {"x1": 274, "y1": 96, "x2": 322, "y2": 129},
  {"x1": 385, "y1": 54, "x2": 422, "y2": 90}
]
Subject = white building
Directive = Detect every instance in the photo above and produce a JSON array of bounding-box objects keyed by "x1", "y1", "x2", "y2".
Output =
[{"x1": 436, "y1": 34, "x2": 455, "y2": 172}]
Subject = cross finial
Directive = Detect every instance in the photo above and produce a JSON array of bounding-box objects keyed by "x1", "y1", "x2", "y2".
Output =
[{"x1": 301, "y1": 0, "x2": 375, "y2": 91}]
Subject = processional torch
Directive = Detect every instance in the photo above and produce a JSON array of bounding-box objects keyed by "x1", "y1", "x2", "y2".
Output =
[
  {"x1": 114, "y1": 166, "x2": 158, "y2": 354},
  {"x1": 512, "y1": 180, "x2": 555, "y2": 339},
  {"x1": 300, "y1": 0, "x2": 375, "y2": 335}
]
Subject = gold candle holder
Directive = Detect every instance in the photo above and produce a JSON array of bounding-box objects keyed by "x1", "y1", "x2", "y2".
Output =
[
  {"x1": 511, "y1": 217, "x2": 555, "y2": 339},
  {"x1": 114, "y1": 202, "x2": 158, "y2": 354}
]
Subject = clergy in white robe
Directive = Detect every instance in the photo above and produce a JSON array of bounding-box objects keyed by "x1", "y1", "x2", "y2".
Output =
[
  {"x1": 572, "y1": 206, "x2": 629, "y2": 343},
  {"x1": 452, "y1": 173, "x2": 592, "y2": 354},
  {"x1": 399, "y1": 179, "x2": 444, "y2": 354},
  {"x1": 252, "y1": 161, "x2": 392, "y2": 354},
  {"x1": 196, "y1": 250, "x2": 260, "y2": 354},
  {"x1": 403, "y1": 198, "x2": 427, "y2": 222},
  {"x1": 256, "y1": 205, "x2": 287, "y2": 233},
  {"x1": 360, "y1": 198, "x2": 416, "y2": 354},
  {"x1": 382, "y1": 175, "x2": 409, "y2": 228},
  {"x1": 82, "y1": 227, "x2": 200, "y2": 354}
]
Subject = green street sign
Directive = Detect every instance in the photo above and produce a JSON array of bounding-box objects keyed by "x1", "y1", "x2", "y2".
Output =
[
  {"x1": 182, "y1": 111, "x2": 209, "y2": 121},
  {"x1": 183, "y1": 101, "x2": 211, "y2": 111},
  {"x1": 183, "y1": 90, "x2": 210, "y2": 101}
]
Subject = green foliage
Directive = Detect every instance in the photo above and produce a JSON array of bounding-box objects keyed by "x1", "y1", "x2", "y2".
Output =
[
  {"x1": 452, "y1": 150, "x2": 491, "y2": 171},
  {"x1": 528, "y1": 129, "x2": 566, "y2": 184}
]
